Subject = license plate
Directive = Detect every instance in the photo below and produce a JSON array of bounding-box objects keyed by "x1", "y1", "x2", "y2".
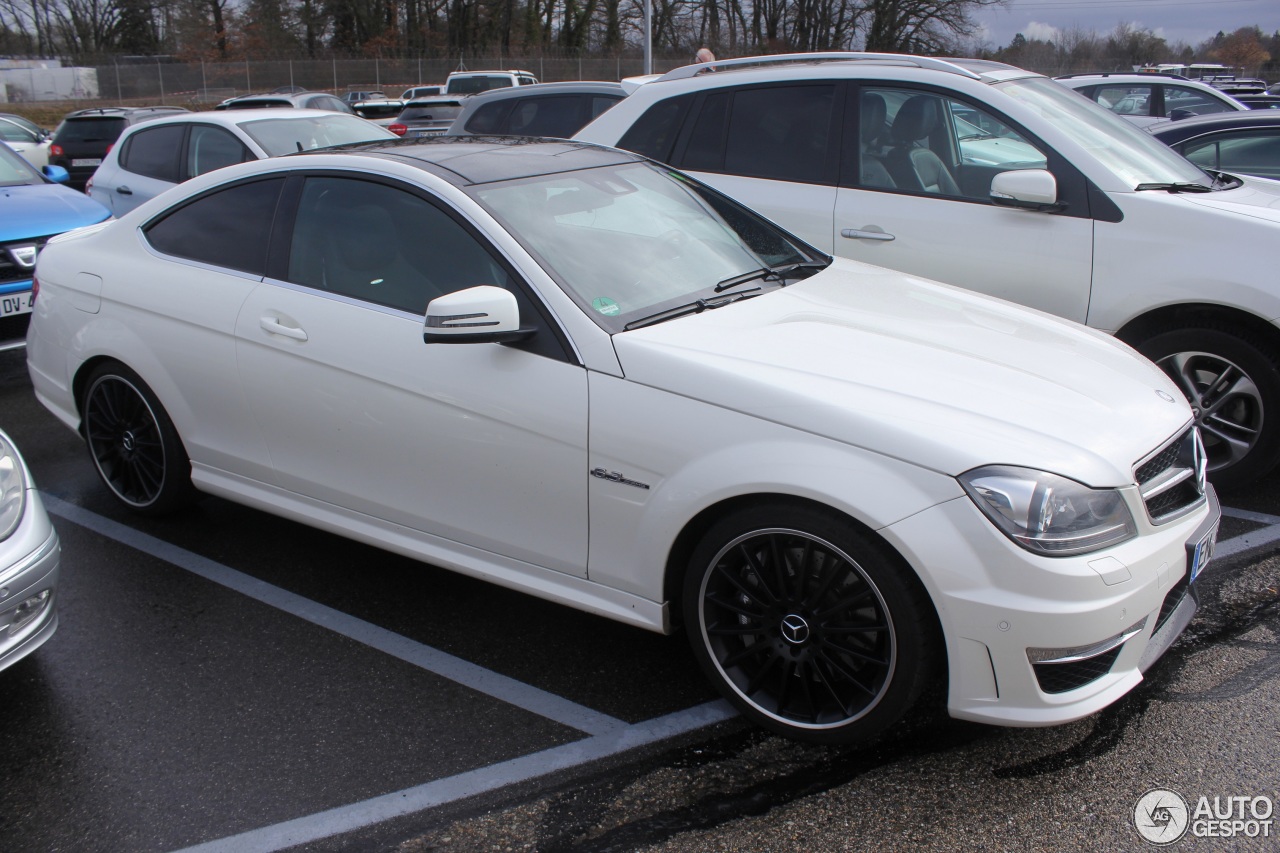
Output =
[
  {"x1": 411, "y1": 130, "x2": 443, "y2": 137},
  {"x1": 1, "y1": 290, "x2": 33, "y2": 318},
  {"x1": 71, "y1": 158, "x2": 101, "y2": 167},
  {"x1": 1189, "y1": 522, "x2": 1218, "y2": 583}
]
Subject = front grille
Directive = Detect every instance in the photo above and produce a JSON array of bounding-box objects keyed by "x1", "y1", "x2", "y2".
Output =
[
  {"x1": 1135, "y1": 428, "x2": 1206, "y2": 524},
  {"x1": 0, "y1": 312, "x2": 30, "y2": 347},
  {"x1": 1033, "y1": 646, "x2": 1124, "y2": 694},
  {"x1": 0, "y1": 238, "x2": 49, "y2": 284}
]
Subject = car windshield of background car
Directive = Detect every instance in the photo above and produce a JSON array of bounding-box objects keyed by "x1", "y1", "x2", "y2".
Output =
[
  {"x1": 1003, "y1": 77, "x2": 1212, "y2": 189},
  {"x1": 0, "y1": 143, "x2": 42, "y2": 185},
  {"x1": 472, "y1": 161, "x2": 811, "y2": 330},
  {"x1": 238, "y1": 114, "x2": 394, "y2": 155}
]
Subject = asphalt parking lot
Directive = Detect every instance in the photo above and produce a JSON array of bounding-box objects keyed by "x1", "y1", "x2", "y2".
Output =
[{"x1": 3, "y1": 344, "x2": 1279, "y2": 853}]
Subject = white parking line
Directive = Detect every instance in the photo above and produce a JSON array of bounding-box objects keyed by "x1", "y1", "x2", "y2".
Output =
[
  {"x1": 45, "y1": 493, "x2": 1280, "y2": 852},
  {"x1": 42, "y1": 495, "x2": 628, "y2": 737},
  {"x1": 175, "y1": 700, "x2": 736, "y2": 853}
]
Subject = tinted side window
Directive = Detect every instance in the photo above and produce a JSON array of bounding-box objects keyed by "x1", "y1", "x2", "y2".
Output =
[
  {"x1": 1090, "y1": 84, "x2": 1153, "y2": 117},
  {"x1": 286, "y1": 176, "x2": 516, "y2": 315},
  {"x1": 145, "y1": 178, "x2": 283, "y2": 274},
  {"x1": 680, "y1": 91, "x2": 730, "y2": 171},
  {"x1": 590, "y1": 95, "x2": 622, "y2": 120},
  {"x1": 1164, "y1": 85, "x2": 1234, "y2": 116},
  {"x1": 464, "y1": 101, "x2": 514, "y2": 134},
  {"x1": 121, "y1": 124, "x2": 185, "y2": 181},
  {"x1": 723, "y1": 85, "x2": 835, "y2": 183},
  {"x1": 506, "y1": 95, "x2": 584, "y2": 136},
  {"x1": 187, "y1": 125, "x2": 252, "y2": 177},
  {"x1": 1182, "y1": 130, "x2": 1280, "y2": 179},
  {"x1": 616, "y1": 94, "x2": 694, "y2": 163}
]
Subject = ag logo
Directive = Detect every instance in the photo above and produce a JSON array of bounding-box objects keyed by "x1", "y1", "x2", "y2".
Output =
[{"x1": 1134, "y1": 788, "x2": 1189, "y2": 845}]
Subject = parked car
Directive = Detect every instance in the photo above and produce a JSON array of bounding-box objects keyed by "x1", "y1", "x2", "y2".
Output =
[
  {"x1": 576, "y1": 52, "x2": 1280, "y2": 488},
  {"x1": 1146, "y1": 110, "x2": 1280, "y2": 181},
  {"x1": 0, "y1": 427, "x2": 60, "y2": 673},
  {"x1": 401, "y1": 85, "x2": 443, "y2": 100},
  {"x1": 0, "y1": 115, "x2": 50, "y2": 168},
  {"x1": 48, "y1": 106, "x2": 189, "y2": 190},
  {"x1": 86, "y1": 109, "x2": 397, "y2": 216},
  {"x1": 350, "y1": 97, "x2": 405, "y2": 127},
  {"x1": 445, "y1": 81, "x2": 627, "y2": 138},
  {"x1": 0, "y1": 113, "x2": 50, "y2": 139},
  {"x1": 388, "y1": 96, "x2": 467, "y2": 137},
  {"x1": 27, "y1": 136, "x2": 1219, "y2": 744},
  {"x1": 1234, "y1": 94, "x2": 1280, "y2": 110},
  {"x1": 444, "y1": 69, "x2": 538, "y2": 95},
  {"x1": 1056, "y1": 72, "x2": 1247, "y2": 126},
  {"x1": 215, "y1": 91, "x2": 354, "y2": 114},
  {"x1": 343, "y1": 90, "x2": 386, "y2": 104},
  {"x1": 0, "y1": 143, "x2": 110, "y2": 349}
]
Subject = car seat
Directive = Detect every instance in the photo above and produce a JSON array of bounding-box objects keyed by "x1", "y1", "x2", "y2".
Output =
[{"x1": 885, "y1": 95, "x2": 960, "y2": 195}]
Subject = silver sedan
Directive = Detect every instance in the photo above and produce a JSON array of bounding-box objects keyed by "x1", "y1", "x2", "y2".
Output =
[{"x1": 0, "y1": 428, "x2": 59, "y2": 671}]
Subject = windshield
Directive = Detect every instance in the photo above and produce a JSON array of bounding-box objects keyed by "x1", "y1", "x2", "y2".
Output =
[
  {"x1": 471, "y1": 162, "x2": 820, "y2": 331},
  {"x1": 448, "y1": 76, "x2": 515, "y2": 95},
  {"x1": 0, "y1": 142, "x2": 43, "y2": 186},
  {"x1": 997, "y1": 76, "x2": 1212, "y2": 189},
  {"x1": 240, "y1": 114, "x2": 394, "y2": 155}
]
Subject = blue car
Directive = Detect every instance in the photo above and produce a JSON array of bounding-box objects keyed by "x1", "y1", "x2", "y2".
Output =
[{"x1": 0, "y1": 142, "x2": 110, "y2": 350}]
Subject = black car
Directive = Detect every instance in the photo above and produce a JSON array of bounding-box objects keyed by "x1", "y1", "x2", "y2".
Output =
[
  {"x1": 48, "y1": 106, "x2": 188, "y2": 190},
  {"x1": 1234, "y1": 94, "x2": 1280, "y2": 110},
  {"x1": 1146, "y1": 110, "x2": 1280, "y2": 181}
]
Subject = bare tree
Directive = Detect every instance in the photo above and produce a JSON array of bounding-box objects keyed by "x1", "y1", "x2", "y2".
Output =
[{"x1": 861, "y1": 0, "x2": 1006, "y2": 53}]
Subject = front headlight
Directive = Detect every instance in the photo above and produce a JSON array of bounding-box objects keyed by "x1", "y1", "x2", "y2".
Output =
[
  {"x1": 959, "y1": 466, "x2": 1136, "y2": 557},
  {"x1": 0, "y1": 433, "x2": 30, "y2": 542}
]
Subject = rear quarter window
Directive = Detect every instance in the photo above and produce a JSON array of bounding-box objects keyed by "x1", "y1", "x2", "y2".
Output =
[{"x1": 144, "y1": 178, "x2": 284, "y2": 275}]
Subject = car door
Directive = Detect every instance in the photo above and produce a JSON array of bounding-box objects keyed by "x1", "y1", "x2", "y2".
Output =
[
  {"x1": 832, "y1": 86, "x2": 1095, "y2": 321},
  {"x1": 234, "y1": 172, "x2": 590, "y2": 575},
  {"x1": 105, "y1": 123, "x2": 187, "y2": 215}
]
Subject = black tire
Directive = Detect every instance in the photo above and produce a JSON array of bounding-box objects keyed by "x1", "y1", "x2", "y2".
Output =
[
  {"x1": 1136, "y1": 328, "x2": 1280, "y2": 491},
  {"x1": 683, "y1": 503, "x2": 939, "y2": 745},
  {"x1": 81, "y1": 361, "x2": 197, "y2": 515}
]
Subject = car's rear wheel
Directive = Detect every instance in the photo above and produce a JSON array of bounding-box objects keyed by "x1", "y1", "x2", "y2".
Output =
[
  {"x1": 683, "y1": 503, "x2": 938, "y2": 744},
  {"x1": 81, "y1": 362, "x2": 196, "y2": 515},
  {"x1": 1137, "y1": 328, "x2": 1280, "y2": 491}
]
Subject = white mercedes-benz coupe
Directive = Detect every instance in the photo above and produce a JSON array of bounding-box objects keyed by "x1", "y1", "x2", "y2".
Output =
[{"x1": 26, "y1": 137, "x2": 1219, "y2": 743}]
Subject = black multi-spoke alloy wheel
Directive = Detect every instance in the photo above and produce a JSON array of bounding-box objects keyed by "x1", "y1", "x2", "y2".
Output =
[
  {"x1": 684, "y1": 504, "x2": 937, "y2": 744},
  {"x1": 81, "y1": 362, "x2": 197, "y2": 515},
  {"x1": 1138, "y1": 328, "x2": 1280, "y2": 491}
]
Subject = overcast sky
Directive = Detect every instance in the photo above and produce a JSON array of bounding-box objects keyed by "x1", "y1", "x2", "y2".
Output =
[{"x1": 970, "y1": 0, "x2": 1280, "y2": 50}]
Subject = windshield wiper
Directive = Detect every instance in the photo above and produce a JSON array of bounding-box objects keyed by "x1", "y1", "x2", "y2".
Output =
[
  {"x1": 1134, "y1": 181, "x2": 1213, "y2": 193},
  {"x1": 623, "y1": 287, "x2": 763, "y2": 331},
  {"x1": 714, "y1": 261, "x2": 828, "y2": 292}
]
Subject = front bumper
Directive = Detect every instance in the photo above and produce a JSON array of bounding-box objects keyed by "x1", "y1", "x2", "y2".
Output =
[
  {"x1": 0, "y1": 489, "x2": 61, "y2": 672},
  {"x1": 883, "y1": 485, "x2": 1219, "y2": 727}
]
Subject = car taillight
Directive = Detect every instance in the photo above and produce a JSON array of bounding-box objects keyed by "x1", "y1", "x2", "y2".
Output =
[
  {"x1": 389, "y1": 123, "x2": 407, "y2": 136},
  {"x1": 30, "y1": 275, "x2": 38, "y2": 305},
  {"x1": 106, "y1": 143, "x2": 113, "y2": 154},
  {"x1": 85, "y1": 175, "x2": 94, "y2": 193},
  {"x1": 49, "y1": 143, "x2": 63, "y2": 157}
]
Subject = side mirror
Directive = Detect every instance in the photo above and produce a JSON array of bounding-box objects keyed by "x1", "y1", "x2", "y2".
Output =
[
  {"x1": 990, "y1": 169, "x2": 1064, "y2": 213},
  {"x1": 43, "y1": 164, "x2": 70, "y2": 184},
  {"x1": 1168, "y1": 108, "x2": 1196, "y2": 121},
  {"x1": 423, "y1": 285, "x2": 535, "y2": 344}
]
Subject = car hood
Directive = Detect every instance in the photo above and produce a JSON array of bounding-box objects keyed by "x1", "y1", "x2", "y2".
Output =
[
  {"x1": 0, "y1": 183, "x2": 110, "y2": 240},
  {"x1": 1178, "y1": 175, "x2": 1280, "y2": 224},
  {"x1": 612, "y1": 260, "x2": 1191, "y2": 487}
]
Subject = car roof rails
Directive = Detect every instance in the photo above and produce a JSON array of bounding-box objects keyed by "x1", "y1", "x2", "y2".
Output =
[
  {"x1": 655, "y1": 52, "x2": 987, "y2": 83},
  {"x1": 1057, "y1": 71, "x2": 1191, "y2": 81}
]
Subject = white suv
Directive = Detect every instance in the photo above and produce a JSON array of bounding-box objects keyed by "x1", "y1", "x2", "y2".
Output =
[
  {"x1": 1055, "y1": 72, "x2": 1247, "y2": 126},
  {"x1": 577, "y1": 53, "x2": 1280, "y2": 489}
]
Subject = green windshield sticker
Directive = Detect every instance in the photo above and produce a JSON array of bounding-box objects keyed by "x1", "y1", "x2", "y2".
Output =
[{"x1": 592, "y1": 297, "x2": 620, "y2": 316}]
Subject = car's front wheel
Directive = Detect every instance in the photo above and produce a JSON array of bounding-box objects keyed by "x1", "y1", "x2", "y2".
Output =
[
  {"x1": 683, "y1": 503, "x2": 938, "y2": 744},
  {"x1": 81, "y1": 362, "x2": 197, "y2": 515},
  {"x1": 1137, "y1": 327, "x2": 1280, "y2": 491}
]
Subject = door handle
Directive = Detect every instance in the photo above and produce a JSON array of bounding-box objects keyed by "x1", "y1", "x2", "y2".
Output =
[
  {"x1": 260, "y1": 316, "x2": 308, "y2": 341},
  {"x1": 841, "y1": 228, "x2": 895, "y2": 242},
  {"x1": 116, "y1": 186, "x2": 133, "y2": 196}
]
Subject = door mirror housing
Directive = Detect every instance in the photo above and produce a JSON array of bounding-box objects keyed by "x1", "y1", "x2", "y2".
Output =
[
  {"x1": 990, "y1": 169, "x2": 1064, "y2": 213},
  {"x1": 42, "y1": 164, "x2": 70, "y2": 184},
  {"x1": 423, "y1": 285, "x2": 535, "y2": 344}
]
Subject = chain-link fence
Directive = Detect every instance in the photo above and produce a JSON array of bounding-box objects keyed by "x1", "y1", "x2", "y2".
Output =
[{"x1": 23, "y1": 54, "x2": 700, "y2": 107}]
